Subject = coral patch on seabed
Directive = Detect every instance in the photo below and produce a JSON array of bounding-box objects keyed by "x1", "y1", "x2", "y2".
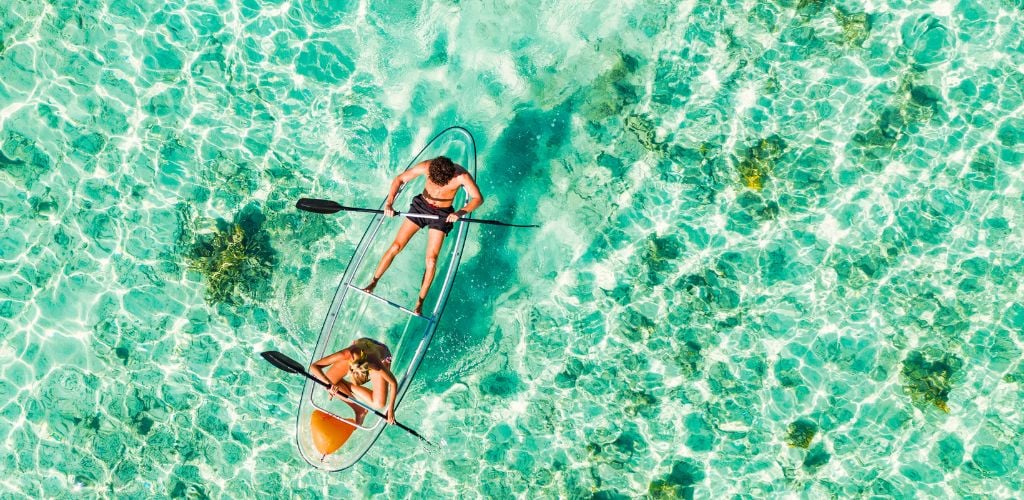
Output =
[
  {"x1": 901, "y1": 350, "x2": 961, "y2": 413},
  {"x1": 184, "y1": 205, "x2": 277, "y2": 306},
  {"x1": 785, "y1": 419, "x2": 818, "y2": 449},
  {"x1": 735, "y1": 135, "x2": 786, "y2": 191}
]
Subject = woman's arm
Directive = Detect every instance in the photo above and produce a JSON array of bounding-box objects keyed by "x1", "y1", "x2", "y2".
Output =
[
  {"x1": 310, "y1": 350, "x2": 349, "y2": 386},
  {"x1": 381, "y1": 366, "x2": 399, "y2": 424}
]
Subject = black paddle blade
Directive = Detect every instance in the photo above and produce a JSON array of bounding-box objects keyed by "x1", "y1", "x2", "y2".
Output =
[
  {"x1": 296, "y1": 198, "x2": 343, "y2": 214},
  {"x1": 261, "y1": 351, "x2": 306, "y2": 374}
]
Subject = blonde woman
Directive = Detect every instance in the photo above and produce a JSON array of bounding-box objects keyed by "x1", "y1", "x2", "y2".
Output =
[{"x1": 310, "y1": 338, "x2": 397, "y2": 425}]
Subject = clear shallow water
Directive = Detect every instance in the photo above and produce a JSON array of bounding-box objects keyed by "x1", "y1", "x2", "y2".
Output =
[{"x1": 1, "y1": 0, "x2": 1023, "y2": 497}]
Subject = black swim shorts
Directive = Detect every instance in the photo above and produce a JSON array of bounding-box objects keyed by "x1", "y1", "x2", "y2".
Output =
[{"x1": 407, "y1": 194, "x2": 455, "y2": 234}]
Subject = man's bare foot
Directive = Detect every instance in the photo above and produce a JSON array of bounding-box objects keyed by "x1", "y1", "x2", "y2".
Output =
[
  {"x1": 353, "y1": 406, "x2": 368, "y2": 425},
  {"x1": 362, "y1": 277, "x2": 380, "y2": 294},
  {"x1": 413, "y1": 298, "x2": 425, "y2": 316}
]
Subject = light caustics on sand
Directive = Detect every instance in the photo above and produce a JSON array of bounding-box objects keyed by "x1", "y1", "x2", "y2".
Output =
[{"x1": 0, "y1": 0, "x2": 1022, "y2": 497}]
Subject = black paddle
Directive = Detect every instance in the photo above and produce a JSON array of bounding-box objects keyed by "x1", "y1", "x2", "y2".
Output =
[
  {"x1": 260, "y1": 350, "x2": 434, "y2": 446},
  {"x1": 296, "y1": 198, "x2": 540, "y2": 228}
]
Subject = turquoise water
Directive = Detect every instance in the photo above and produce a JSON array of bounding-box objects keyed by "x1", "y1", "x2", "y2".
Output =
[{"x1": 2, "y1": 0, "x2": 1024, "y2": 496}]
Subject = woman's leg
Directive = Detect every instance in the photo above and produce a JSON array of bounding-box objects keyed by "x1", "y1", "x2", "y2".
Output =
[
  {"x1": 330, "y1": 378, "x2": 369, "y2": 424},
  {"x1": 346, "y1": 359, "x2": 393, "y2": 424},
  {"x1": 368, "y1": 370, "x2": 390, "y2": 409},
  {"x1": 347, "y1": 371, "x2": 391, "y2": 410},
  {"x1": 344, "y1": 400, "x2": 367, "y2": 424},
  {"x1": 347, "y1": 382, "x2": 372, "y2": 402}
]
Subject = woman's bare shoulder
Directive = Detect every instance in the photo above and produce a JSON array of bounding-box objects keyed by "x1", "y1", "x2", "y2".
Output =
[{"x1": 314, "y1": 348, "x2": 350, "y2": 366}]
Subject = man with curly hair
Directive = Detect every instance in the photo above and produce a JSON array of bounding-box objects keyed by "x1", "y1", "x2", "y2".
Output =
[{"x1": 362, "y1": 156, "x2": 484, "y2": 315}]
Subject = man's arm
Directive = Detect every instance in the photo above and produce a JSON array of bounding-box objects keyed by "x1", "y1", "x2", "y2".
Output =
[
  {"x1": 452, "y1": 173, "x2": 484, "y2": 218},
  {"x1": 385, "y1": 161, "x2": 428, "y2": 215}
]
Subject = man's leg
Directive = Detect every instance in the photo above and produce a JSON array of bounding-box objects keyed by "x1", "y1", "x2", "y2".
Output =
[
  {"x1": 413, "y1": 228, "x2": 446, "y2": 315},
  {"x1": 364, "y1": 218, "x2": 421, "y2": 293}
]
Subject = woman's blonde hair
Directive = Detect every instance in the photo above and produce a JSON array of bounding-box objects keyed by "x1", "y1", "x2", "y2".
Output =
[{"x1": 349, "y1": 347, "x2": 370, "y2": 385}]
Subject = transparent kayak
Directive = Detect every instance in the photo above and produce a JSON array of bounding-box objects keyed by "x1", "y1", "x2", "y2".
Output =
[{"x1": 295, "y1": 126, "x2": 476, "y2": 471}]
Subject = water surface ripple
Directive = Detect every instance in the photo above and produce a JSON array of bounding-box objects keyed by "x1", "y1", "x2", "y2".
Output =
[{"x1": 1, "y1": 0, "x2": 1023, "y2": 497}]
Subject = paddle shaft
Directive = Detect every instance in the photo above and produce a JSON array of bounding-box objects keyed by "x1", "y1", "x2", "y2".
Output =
[
  {"x1": 296, "y1": 199, "x2": 539, "y2": 228},
  {"x1": 342, "y1": 205, "x2": 525, "y2": 226}
]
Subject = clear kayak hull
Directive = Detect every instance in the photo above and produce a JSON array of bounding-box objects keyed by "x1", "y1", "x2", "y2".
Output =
[{"x1": 294, "y1": 126, "x2": 477, "y2": 471}]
